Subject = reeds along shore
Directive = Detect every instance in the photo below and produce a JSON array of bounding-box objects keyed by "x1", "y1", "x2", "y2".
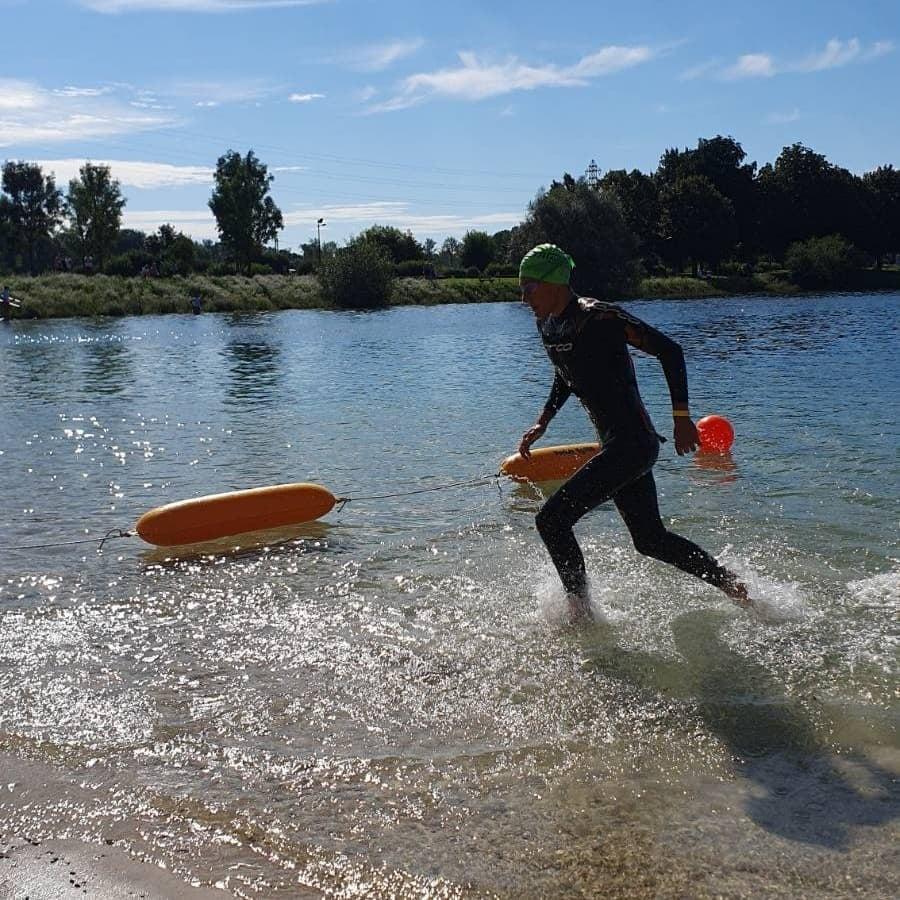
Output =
[{"x1": 2, "y1": 269, "x2": 899, "y2": 319}]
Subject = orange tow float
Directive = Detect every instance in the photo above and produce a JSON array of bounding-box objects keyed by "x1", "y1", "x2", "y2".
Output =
[
  {"x1": 499, "y1": 443, "x2": 600, "y2": 483},
  {"x1": 136, "y1": 482, "x2": 336, "y2": 547}
]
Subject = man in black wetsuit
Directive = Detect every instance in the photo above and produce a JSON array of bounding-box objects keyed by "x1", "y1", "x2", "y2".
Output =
[{"x1": 517, "y1": 244, "x2": 751, "y2": 620}]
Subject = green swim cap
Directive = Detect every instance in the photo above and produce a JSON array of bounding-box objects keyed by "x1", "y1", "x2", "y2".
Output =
[{"x1": 519, "y1": 243, "x2": 575, "y2": 285}]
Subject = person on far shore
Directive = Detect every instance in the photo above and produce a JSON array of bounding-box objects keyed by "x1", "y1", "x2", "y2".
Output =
[
  {"x1": 1, "y1": 285, "x2": 11, "y2": 320},
  {"x1": 190, "y1": 292, "x2": 202, "y2": 315},
  {"x1": 516, "y1": 243, "x2": 752, "y2": 622}
]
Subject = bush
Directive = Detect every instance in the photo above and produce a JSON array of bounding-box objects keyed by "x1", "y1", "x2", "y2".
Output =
[
  {"x1": 105, "y1": 250, "x2": 153, "y2": 277},
  {"x1": 318, "y1": 242, "x2": 395, "y2": 308},
  {"x1": 785, "y1": 234, "x2": 862, "y2": 287},
  {"x1": 395, "y1": 260, "x2": 435, "y2": 277},
  {"x1": 484, "y1": 262, "x2": 518, "y2": 277},
  {"x1": 249, "y1": 263, "x2": 273, "y2": 276},
  {"x1": 465, "y1": 266, "x2": 481, "y2": 278},
  {"x1": 716, "y1": 260, "x2": 753, "y2": 277},
  {"x1": 105, "y1": 254, "x2": 137, "y2": 277},
  {"x1": 441, "y1": 267, "x2": 470, "y2": 278}
]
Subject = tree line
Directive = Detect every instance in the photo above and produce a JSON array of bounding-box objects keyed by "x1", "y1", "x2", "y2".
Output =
[{"x1": 2, "y1": 136, "x2": 898, "y2": 294}]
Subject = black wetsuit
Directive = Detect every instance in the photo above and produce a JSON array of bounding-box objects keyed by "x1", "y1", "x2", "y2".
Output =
[{"x1": 534, "y1": 296, "x2": 732, "y2": 596}]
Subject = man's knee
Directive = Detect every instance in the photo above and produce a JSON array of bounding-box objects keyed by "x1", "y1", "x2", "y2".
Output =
[
  {"x1": 630, "y1": 526, "x2": 667, "y2": 559},
  {"x1": 535, "y1": 505, "x2": 557, "y2": 541},
  {"x1": 536, "y1": 498, "x2": 576, "y2": 542}
]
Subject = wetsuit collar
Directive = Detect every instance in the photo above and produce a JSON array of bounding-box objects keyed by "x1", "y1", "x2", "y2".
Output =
[{"x1": 557, "y1": 291, "x2": 579, "y2": 319}]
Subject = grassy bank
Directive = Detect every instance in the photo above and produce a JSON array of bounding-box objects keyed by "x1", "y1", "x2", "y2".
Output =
[{"x1": 3, "y1": 269, "x2": 899, "y2": 319}]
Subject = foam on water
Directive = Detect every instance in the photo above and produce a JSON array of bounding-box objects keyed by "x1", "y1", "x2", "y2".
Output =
[{"x1": 847, "y1": 567, "x2": 900, "y2": 609}]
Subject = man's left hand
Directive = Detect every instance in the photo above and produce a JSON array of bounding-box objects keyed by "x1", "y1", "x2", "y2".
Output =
[{"x1": 674, "y1": 417, "x2": 700, "y2": 456}]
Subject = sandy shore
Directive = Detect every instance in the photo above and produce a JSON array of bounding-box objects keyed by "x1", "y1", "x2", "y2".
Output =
[{"x1": 0, "y1": 836, "x2": 224, "y2": 899}]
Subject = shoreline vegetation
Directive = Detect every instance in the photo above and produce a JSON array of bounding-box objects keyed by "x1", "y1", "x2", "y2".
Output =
[{"x1": 2, "y1": 269, "x2": 900, "y2": 319}]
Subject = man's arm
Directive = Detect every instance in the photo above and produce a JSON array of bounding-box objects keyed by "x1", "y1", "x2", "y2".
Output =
[
  {"x1": 519, "y1": 371, "x2": 571, "y2": 458},
  {"x1": 619, "y1": 310, "x2": 700, "y2": 455}
]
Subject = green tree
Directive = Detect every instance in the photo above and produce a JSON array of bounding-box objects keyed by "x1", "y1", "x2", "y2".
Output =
[
  {"x1": 142, "y1": 223, "x2": 195, "y2": 275},
  {"x1": 511, "y1": 174, "x2": 640, "y2": 297},
  {"x1": 491, "y1": 229, "x2": 512, "y2": 264},
  {"x1": 862, "y1": 165, "x2": 900, "y2": 267},
  {"x1": 318, "y1": 240, "x2": 394, "y2": 308},
  {"x1": 460, "y1": 230, "x2": 495, "y2": 272},
  {"x1": 422, "y1": 237, "x2": 437, "y2": 258},
  {"x1": 756, "y1": 144, "x2": 867, "y2": 257},
  {"x1": 659, "y1": 175, "x2": 737, "y2": 275},
  {"x1": 440, "y1": 236, "x2": 461, "y2": 266},
  {"x1": 209, "y1": 149, "x2": 283, "y2": 276},
  {"x1": 599, "y1": 168, "x2": 661, "y2": 261},
  {"x1": 0, "y1": 198, "x2": 14, "y2": 271},
  {"x1": 351, "y1": 225, "x2": 423, "y2": 264},
  {"x1": 114, "y1": 228, "x2": 147, "y2": 254},
  {"x1": 656, "y1": 136, "x2": 757, "y2": 256},
  {"x1": 66, "y1": 162, "x2": 125, "y2": 270},
  {"x1": 1, "y1": 161, "x2": 64, "y2": 273}
]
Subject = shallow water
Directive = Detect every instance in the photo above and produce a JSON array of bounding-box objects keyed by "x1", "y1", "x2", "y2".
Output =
[{"x1": 0, "y1": 295, "x2": 897, "y2": 897}]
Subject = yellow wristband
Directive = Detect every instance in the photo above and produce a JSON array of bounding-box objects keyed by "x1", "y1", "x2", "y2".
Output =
[{"x1": 672, "y1": 409, "x2": 691, "y2": 417}]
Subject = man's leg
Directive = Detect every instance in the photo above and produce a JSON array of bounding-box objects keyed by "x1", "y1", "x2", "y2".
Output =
[
  {"x1": 613, "y1": 471, "x2": 750, "y2": 605},
  {"x1": 535, "y1": 445, "x2": 653, "y2": 613}
]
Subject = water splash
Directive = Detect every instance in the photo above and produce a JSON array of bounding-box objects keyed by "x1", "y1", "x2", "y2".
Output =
[{"x1": 719, "y1": 546, "x2": 809, "y2": 623}]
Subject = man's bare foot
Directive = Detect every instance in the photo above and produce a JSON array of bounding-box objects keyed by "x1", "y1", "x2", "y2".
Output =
[{"x1": 722, "y1": 573, "x2": 752, "y2": 608}]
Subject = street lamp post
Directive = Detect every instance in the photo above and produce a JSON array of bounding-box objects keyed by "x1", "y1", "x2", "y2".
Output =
[{"x1": 317, "y1": 218, "x2": 326, "y2": 264}]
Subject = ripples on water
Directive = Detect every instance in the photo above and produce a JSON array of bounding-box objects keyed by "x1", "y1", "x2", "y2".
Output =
[{"x1": 0, "y1": 296, "x2": 897, "y2": 897}]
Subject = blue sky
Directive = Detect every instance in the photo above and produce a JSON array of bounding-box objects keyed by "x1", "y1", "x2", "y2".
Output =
[{"x1": 1, "y1": 0, "x2": 897, "y2": 248}]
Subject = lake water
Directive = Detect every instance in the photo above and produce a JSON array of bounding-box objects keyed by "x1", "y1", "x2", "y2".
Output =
[{"x1": 0, "y1": 294, "x2": 897, "y2": 897}]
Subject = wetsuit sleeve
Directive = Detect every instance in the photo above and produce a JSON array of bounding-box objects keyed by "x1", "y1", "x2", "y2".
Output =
[
  {"x1": 618, "y1": 310, "x2": 689, "y2": 407},
  {"x1": 540, "y1": 371, "x2": 572, "y2": 424}
]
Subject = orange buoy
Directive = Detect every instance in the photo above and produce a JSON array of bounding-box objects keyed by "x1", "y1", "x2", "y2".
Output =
[
  {"x1": 136, "y1": 482, "x2": 336, "y2": 546},
  {"x1": 500, "y1": 443, "x2": 600, "y2": 483},
  {"x1": 696, "y1": 415, "x2": 735, "y2": 452}
]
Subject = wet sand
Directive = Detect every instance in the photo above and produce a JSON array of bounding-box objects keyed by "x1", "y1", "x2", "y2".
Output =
[{"x1": 0, "y1": 837, "x2": 223, "y2": 899}]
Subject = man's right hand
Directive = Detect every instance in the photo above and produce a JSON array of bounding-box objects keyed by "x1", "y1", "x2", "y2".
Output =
[{"x1": 518, "y1": 422, "x2": 546, "y2": 459}]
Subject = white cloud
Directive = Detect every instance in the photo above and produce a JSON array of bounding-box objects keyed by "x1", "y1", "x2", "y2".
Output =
[
  {"x1": 866, "y1": 40, "x2": 894, "y2": 60},
  {"x1": 289, "y1": 92, "x2": 325, "y2": 103},
  {"x1": 36, "y1": 159, "x2": 214, "y2": 188},
  {"x1": 715, "y1": 37, "x2": 894, "y2": 80},
  {"x1": 679, "y1": 59, "x2": 720, "y2": 81},
  {"x1": 795, "y1": 38, "x2": 861, "y2": 72},
  {"x1": 165, "y1": 78, "x2": 277, "y2": 104},
  {"x1": 0, "y1": 80, "x2": 43, "y2": 110},
  {"x1": 765, "y1": 108, "x2": 800, "y2": 125},
  {"x1": 355, "y1": 85, "x2": 378, "y2": 103},
  {"x1": 569, "y1": 45, "x2": 654, "y2": 77},
  {"x1": 344, "y1": 38, "x2": 425, "y2": 72},
  {"x1": 123, "y1": 209, "x2": 219, "y2": 239},
  {"x1": 0, "y1": 81, "x2": 177, "y2": 147},
  {"x1": 53, "y1": 85, "x2": 113, "y2": 98},
  {"x1": 283, "y1": 202, "x2": 521, "y2": 234},
  {"x1": 81, "y1": 1, "x2": 325, "y2": 12},
  {"x1": 368, "y1": 44, "x2": 654, "y2": 112},
  {"x1": 724, "y1": 53, "x2": 776, "y2": 79}
]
